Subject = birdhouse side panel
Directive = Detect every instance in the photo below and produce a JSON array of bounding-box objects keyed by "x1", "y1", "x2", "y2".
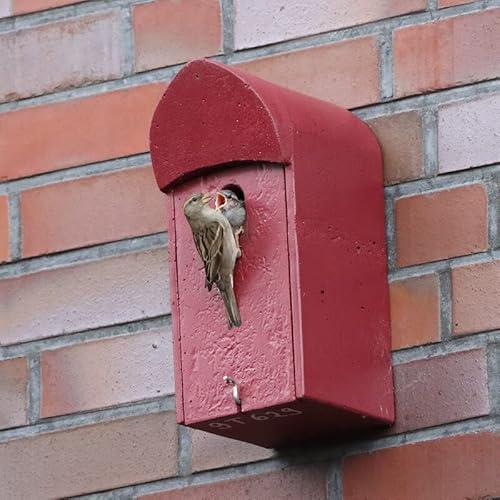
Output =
[
  {"x1": 166, "y1": 194, "x2": 185, "y2": 424},
  {"x1": 290, "y1": 116, "x2": 394, "y2": 421}
]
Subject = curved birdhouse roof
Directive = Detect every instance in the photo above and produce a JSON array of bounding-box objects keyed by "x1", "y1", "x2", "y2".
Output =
[{"x1": 150, "y1": 59, "x2": 300, "y2": 191}]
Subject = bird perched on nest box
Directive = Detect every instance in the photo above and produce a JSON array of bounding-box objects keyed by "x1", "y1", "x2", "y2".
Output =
[
  {"x1": 215, "y1": 189, "x2": 246, "y2": 258},
  {"x1": 183, "y1": 192, "x2": 241, "y2": 329}
]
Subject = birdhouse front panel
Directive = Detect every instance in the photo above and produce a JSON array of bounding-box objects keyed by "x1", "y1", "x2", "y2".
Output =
[{"x1": 172, "y1": 163, "x2": 296, "y2": 425}]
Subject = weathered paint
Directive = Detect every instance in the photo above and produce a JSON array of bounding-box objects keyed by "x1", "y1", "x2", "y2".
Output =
[{"x1": 150, "y1": 60, "x2": 394, "y2": 448}]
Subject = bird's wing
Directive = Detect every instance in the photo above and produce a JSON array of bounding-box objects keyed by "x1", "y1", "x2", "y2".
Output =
[{"x1": 194, "y1": 220, "x2": 225, "y2": 285}]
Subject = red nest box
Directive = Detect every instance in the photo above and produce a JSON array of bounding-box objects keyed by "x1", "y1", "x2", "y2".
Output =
[{"x1": 150, "y1": 60, "x2": 394, "y2": 448}]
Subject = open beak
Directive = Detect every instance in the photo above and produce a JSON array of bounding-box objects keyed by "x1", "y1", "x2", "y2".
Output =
[
  {"x1": 215, "y1": 192, "x2": 227, "y2": 210},
  {"x1": 201, "y1": 194, "x2": 212, "y2": 204}
]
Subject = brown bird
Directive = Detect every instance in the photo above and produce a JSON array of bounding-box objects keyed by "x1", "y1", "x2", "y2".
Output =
[
  {"x1": 215, "y1": 189, "x2": 246, "y2": 258},
  {"x1": 183, "y1": 192, "x2": 241, "y2": 329}
]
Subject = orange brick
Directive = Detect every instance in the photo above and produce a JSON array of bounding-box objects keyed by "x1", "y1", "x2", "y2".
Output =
[
  {"x1": 394, "y1": 10, "x2": 500, "y2": 96},
  {"x1": 238, "y1": 37, "x2": 379, "y2": 109},
  {"x1": 0, "y1": 11, "x2": 123, "y2": 103},
  {"x1": 452, "y1": 260, "x2": 500, "y2": 335},
  {"x1": 0, "y1": 83, "x2": 165, "y2": 181},
  {"x1": 13, "y1": 0, "x2": 86, "y2": 15},
  {"x1": 395, "y1": 184, "x2": 488, "y2": 267},
  {"x1": 0, "y1": 357, "x2": 29, "y2": 430},
  {"x1": 41, "y1": 328, "x2": 173, "y2": 417},
  {"x1": 343, "y1": 432, "x2": 500, "y2": 500},
  {"x1": 0, "y1": 412, "x2": 177, "y2": 498},
  {"x1": 133, "y1": 0, "x2": 222, "y2": 72},
  {"x1": 438, "y1": 0, "x2": 474, "y2": 6},
  {"x1": 234, "y1": 0, "x2": 426, "y2": 49},
  {"x1": 0, "y1": 196, "x2": 8, "y2": 263},
  {"x1": 191, "y1": 430, "x2": 274, "y2": 472},
  {"x1": 21, "y1": 167, "x2": 166, "y2": 257},
  {"x1": 0, "y1": 249, "x2": 169, "y2": 346},
  {"x1": 389, "y1": 274, "x2": 440, "y2": 350},
  {"x1": 367, "y1": 111, "x2": 424, "y2": 185},
  {"x1": 139, "y1": 465, "x2": 327, "y2": 499}
]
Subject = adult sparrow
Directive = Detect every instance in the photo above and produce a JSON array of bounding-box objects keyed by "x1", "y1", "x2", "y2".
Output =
[
  {"x1": 183, "y1": 193, "x2": 241, "y2": 328},
  {"x1": 215, "y1": 189, "x2": 246, "y2": 258}
]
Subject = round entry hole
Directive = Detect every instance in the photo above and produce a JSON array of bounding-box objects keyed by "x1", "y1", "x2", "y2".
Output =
[{"x1": 222, "y1": 184, "x2": 245, "y2": 201}]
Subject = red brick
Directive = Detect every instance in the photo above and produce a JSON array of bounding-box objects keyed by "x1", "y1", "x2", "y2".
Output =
[
  {"x1": 343, "y1": 432, "x2": 500, "y2": 500},
  {"x1": 395, "y1": 184, "x2": 488, "y2": 267},
  {"x1": 393, "y1": 349, "x2": 489, "y2": 433},
  {"x1": 452, "y1": 260, "x2": 500, "y2": 335},
  {"x1": 234, "y1": 0, "x2": 425, "y2": 49},
  {"x1": 238, "y1": 37, "x2": 379, "y2": 109},
  {"x1": 0, "y1": 196, "x2": 9, "y2": 263},
  {"x1": 438, "y1": 93, "x2": 500, "y2": 173},
  {"x1": 389, "y1": 274, "x2": 440, "y2": 350},
  {"x1": 0, "y1": 1, "x2": 87, "y2": 17},
  {"x1": 0, "y1": 249, "x2": 169, "y2": 346},
  {"x1": 13, "y1": 0, "x2": 86, "y2": 15},
  {"x1": 41, "y1": 328, "x2": 173, "y2": 417},
  {"x1": 133, "y1": 0, "x2": 222, "y2": 72},
  {"x1": 191, "y1": 430, "x2": 274, "y2": 472},
  {"x1": 0, "y1": 11, "x2": 123, "y2": 103},
  {"x1": 21, "y1": 167, "x2": 166, "y2": 257},
  {"x1": 0, "y1": 412, "x2": 177, "y2": 498},
  {"x1": 367, "y1": 111, "x2": 424, "y2": 185},
  {"x1": 139, "y1": 465, "x2": 328, "y2": 500},
  {"x1": 0, "y1": 357, "x2": 29, "y2": 430},
  {"x1": 394, "y1": 10, "x2": 500, "y2": 97},
  {"x1": 0, "y1": 83, "x2": 165, "y2": 181},
  {"x1": 438, "y1": 0, "x2": 474, "y2": 7}
]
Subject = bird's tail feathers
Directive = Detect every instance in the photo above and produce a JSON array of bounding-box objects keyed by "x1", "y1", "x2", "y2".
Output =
[{"x1": 219, "y1": 283, "x2": 241, "y2": 329}]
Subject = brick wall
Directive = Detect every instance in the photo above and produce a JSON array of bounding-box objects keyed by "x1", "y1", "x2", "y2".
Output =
[{"x1": 0, "y1": 0, "x2": 499, "y2": 498}]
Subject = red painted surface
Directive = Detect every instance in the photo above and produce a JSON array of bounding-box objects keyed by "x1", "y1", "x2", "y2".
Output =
[
  {"x1": 150, "y1": 61, "x2": 292, "y2": 190},
  {"x1": 150, "y1": 60, "x2": 394, "y2": 448},
  {"x1": 173, "y1": 165, "x2": 295, "y2": 424}
]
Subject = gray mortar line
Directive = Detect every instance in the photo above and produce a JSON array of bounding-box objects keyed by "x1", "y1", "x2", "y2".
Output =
[
  {"x1": 0, "y1": 232, "x2": 167, "y2": 279},
  {"x1": 0, "y1": 395, "x2": 176, "y2": 443},
  {"x1": 0, "y1": 315, "x2": 171, "y2": 361},
  {"x1": 0, "y1": 154, "x2": 152, "y2": 195},
  {"x1": 7, "y1": 192, "x2": 21, "y2": 260},
  {"x1": 392, "y1": 330, "x2": 500, "y2": 365},
  {"x1": 27, "y1": 353, "x2": 41, "y2": 424},
  {"x1": 379, "y1": 29, "x2": 394, "y2": 100},
  {"x1": 487, "y1": 343, "x2": 500, "y2": 414},
  {"x1": 221, "y1": 0, "x2": 235, "y2": 54}
]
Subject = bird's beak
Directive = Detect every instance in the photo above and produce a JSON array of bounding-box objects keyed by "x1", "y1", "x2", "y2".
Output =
[
  {"x1": 201, "y1": 194, "x2": 212, "y2": 204},
  {"x1": 215, "y1": 192, "x2": 227, "y2": 210}
]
